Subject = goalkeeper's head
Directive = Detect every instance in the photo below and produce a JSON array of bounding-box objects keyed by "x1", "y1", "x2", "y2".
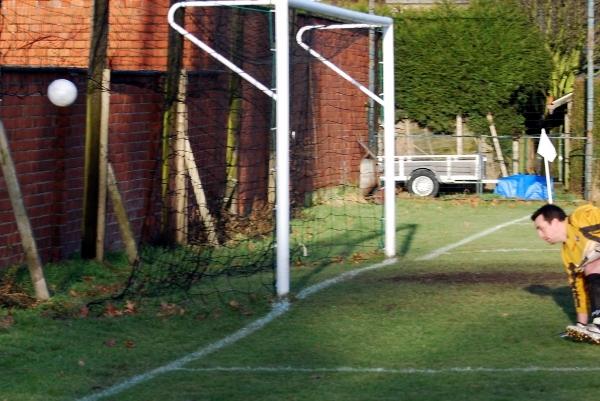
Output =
[{"x1": 531, "y1": 204, "x2": 568, "y2": 245}]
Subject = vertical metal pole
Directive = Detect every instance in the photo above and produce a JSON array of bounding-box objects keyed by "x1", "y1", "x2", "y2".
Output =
[
  {"x1": 382, "y1": 24, "x2": 396, "y2": 258},
  {"x1": 276, "y1": 0, "x2": 290, "y2": 296},
  {"x1": 367, "y1": 0, "x2": 376, "y2": 151},
  {"x1": 585, "y1": 0, "x2": 594, "y2": 200},
  {"x1": 477, "y1": 138, "x2": 483, "y2": 195}
]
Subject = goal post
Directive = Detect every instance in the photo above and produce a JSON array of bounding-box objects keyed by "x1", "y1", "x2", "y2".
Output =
[{"x1": 167, "y1": 0, "x2": 395, "y2": 297}]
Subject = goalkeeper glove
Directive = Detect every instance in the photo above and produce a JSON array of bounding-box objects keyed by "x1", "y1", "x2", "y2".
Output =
[{"x1": 578, "y1": 241, "x2": 600, "y2": 273}]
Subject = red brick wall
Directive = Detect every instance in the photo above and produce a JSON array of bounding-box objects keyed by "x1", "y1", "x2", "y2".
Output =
[
  {"x1": 0, "y1": 4, "x2": 377, "y2": 267},
  {"x1": 0, "y1": 71, "x2": 87, "y2": 265},
  {"x1": 0, "y1": 70, "x2": 164, "y2": 267},
  {"x1": 290, "y1": 16, "x2": 373, "y2": 199}
]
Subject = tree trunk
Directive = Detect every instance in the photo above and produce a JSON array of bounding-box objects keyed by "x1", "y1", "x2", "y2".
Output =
[
  {"x1": 512, "y1": 137, "x2": 519, "y2": 175},
  {"x1": 456, "y1": 115, "x2": 463, "y2": 155},
  {"x1": 486, "y1": 113, "x2": 508, "y2": 177}
]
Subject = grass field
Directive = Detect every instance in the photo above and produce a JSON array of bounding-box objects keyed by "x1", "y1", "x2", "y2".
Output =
[{"x1": 2, "y1": 197, "x2": 599, "y2": 400}]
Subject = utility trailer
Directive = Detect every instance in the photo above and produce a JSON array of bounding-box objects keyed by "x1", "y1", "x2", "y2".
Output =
[{"x1": 377, "y1": 154, "x2": 498, "y2": 197}]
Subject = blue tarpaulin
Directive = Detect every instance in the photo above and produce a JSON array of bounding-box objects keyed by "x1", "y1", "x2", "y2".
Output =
[{"x1": 493, "y1": 174, "x2": 551, "y2": 200}]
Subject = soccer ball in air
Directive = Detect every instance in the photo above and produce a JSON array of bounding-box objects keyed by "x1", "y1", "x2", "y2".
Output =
[{"x1": 47, "y1": 79, "x2": 78, "y2": 107}]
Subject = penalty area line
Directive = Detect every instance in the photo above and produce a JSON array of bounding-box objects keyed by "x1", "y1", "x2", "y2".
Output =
[
  {"x1": 76, "y1": 215, "x2": 531, "y2": 400},
  {"x1": 416, "y1": 215, "x2": 530, "y2": 261},
  {"x1": 445, "y1": 248, "x2": 559, "y2": 254},
  {"x1": 175, "y1": 365, "x2": 600, "y2": 374},
  {"x1": 75, "y1": 258, "x2": 398, "y2": 401}
]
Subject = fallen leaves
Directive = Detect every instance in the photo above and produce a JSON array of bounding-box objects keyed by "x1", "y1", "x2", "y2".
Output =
[
  {"x1": 69, "y1": 283, "x2": 123, "y2": 298},
  {"x1": 452, "y1": 197, "x2": 481, "y2": 207},
  {"x1": 0, "y1": 312, "x2": 14, "y2": 329},
  {"x1": 330, "y1": 255, "x2": 345, "y2": 263},
  {"x1": 125, "y1": 300, "x2": 138, "y2": 315},
  {"x1": 228, "y1": 300, "x2": 253, "y2": 316},
  {"x1": 79, "y1": 305, "x2": 89, "y2": 318},
  {"x1": 156, "y1": 302, "x2": 185, "y2": 318},
  {"x1": 104, "y1": 300, "x2": 138, "y2": 317},
  {"x1": 103, "y1": 338, "x2": 137, "y2": 348},
  {"x1": 0, "y1": 277, "x2": 36, "y2": 308}
]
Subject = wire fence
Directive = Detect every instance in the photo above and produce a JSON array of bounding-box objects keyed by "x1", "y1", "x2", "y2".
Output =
[{"x1": 391, "y1": 133, "x2": 590, "y2": 197}]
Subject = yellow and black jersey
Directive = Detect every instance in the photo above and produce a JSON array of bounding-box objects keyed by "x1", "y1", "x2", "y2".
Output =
[{"x1": 562, "y1": 204, "x2": 600, "y2": 314}]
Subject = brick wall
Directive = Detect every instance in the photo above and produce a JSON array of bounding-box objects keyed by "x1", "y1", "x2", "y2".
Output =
[{"x1": 0, "y1": 4, "x2": 377, "y2": 267}]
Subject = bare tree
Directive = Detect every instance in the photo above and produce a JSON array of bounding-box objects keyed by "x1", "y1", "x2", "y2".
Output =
[{"x1": 518, "y1": 0, "x2": 598, "y2": 100}]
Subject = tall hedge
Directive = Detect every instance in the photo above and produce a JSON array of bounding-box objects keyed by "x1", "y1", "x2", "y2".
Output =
[{"x1": 394, "y1": 0, "x2": 552, "y2": 136}]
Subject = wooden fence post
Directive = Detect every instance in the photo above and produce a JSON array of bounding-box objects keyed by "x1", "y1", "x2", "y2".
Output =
[{"x1": 0, "y1": 121, "x2": 50, "y2": 300}]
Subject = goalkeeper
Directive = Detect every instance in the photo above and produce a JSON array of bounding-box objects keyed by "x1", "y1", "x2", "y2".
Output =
[{"x1": 531, "y1": 203, "x2": 600, "y2": 344}]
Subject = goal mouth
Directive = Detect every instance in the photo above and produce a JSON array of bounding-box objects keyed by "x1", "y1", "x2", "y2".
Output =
[{"x1": 103, "y1": 0, "x2": 396, "y2": 305}]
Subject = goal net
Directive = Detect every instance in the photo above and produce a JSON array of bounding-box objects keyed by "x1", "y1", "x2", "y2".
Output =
[{"x1": 116, "y1": 0, "x2": 395, "y2": 304}]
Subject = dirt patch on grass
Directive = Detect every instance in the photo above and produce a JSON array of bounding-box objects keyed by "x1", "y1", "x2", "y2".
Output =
[{"x1": 385, "y1": 271, "x2": 565, "y2": 287}]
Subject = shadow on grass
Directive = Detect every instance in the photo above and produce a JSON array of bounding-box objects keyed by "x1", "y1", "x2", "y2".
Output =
[
  {"x1": 524, "y1": 284, "x2": 575, "y2": 321},
  {"x1": 292, "y1": 223, "x2": 418, "y2": 292},
  {"x1": 398, "y1": 224, "x2": 418, "y2": 257}
]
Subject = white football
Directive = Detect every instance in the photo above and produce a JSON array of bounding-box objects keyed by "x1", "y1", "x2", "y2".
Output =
[{"x1": 47, "y1": 79, "x2": 78, "y2": 107}]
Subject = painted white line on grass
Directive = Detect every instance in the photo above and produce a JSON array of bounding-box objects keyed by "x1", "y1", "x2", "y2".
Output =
[
  {"x1": 296, "y1": 258, "x2": 398, "y2": 299},
  {"x1": 416, "y1": 215, "x2": 530, "y2": 261},
  {"x1": 76, "y1": 300, "x2": 291, "y2": 401},
  {"x1": 446, "y1": 248, "x2": 559, "y2": 254},
  {"x1": 76, "y1": 258, "x2": 398, "y2": 401},
  {"x1": 77, "y1": 214, "x2": 531, "y2": 400},
  {"x1": 175, "y1": 365, "x2": 600, "y2": 374}
]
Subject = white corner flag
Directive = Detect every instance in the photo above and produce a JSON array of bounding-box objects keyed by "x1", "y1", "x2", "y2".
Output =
[
  {"x1": 537, "y1": 129, "x2": 556, "y2": 204},
  {"x1": 537, "y1": 129, "x2": 557, "y2": 162}
]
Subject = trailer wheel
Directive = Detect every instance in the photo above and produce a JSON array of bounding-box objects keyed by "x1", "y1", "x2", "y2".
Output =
[{"x1": 408, "y1": 170, "x2": 439, "y2": 197}]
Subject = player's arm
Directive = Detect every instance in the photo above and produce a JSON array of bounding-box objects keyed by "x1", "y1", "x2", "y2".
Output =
[{"x1": 571, "y1": 207, "x2": 600, "y2": 271}]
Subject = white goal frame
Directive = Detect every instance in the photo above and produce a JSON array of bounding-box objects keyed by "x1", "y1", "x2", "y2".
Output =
[{"x1": 168, "y1": 0, "x2": 396, "y2": 297}]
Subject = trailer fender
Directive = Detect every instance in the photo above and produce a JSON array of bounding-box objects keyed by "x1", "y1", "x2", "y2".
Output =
[{"x1": 407, "y1": 167, "x2": 441, "y2": 182}]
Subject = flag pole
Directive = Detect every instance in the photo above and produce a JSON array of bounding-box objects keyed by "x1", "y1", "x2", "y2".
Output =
[
  {"x1": 544, "y1": 158, "x2": 553, "y2": 204},
  {"x1": 537, "y1": 129, "x2": 556, "y2": 205}
]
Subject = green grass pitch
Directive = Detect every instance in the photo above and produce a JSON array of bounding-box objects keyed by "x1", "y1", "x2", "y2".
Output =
[{"x1": 2, "y1": 198, "x2": 598, "y2": 400}]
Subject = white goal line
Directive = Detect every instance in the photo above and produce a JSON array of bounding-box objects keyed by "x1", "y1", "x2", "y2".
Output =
[
  {"x1": 176, "y1": 365, "x2": 600, "y2": 374},
  {"x1": 76, "y1": 213, "x2": 533, "y2": 400},
  {"x1": 445, "y1": 248, "x2": 560, "y2": 254}
]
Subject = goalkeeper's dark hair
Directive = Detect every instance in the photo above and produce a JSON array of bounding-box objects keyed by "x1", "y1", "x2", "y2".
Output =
[{"x1": 531, "y1": 203, "x2": 567, "y2": 223}]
